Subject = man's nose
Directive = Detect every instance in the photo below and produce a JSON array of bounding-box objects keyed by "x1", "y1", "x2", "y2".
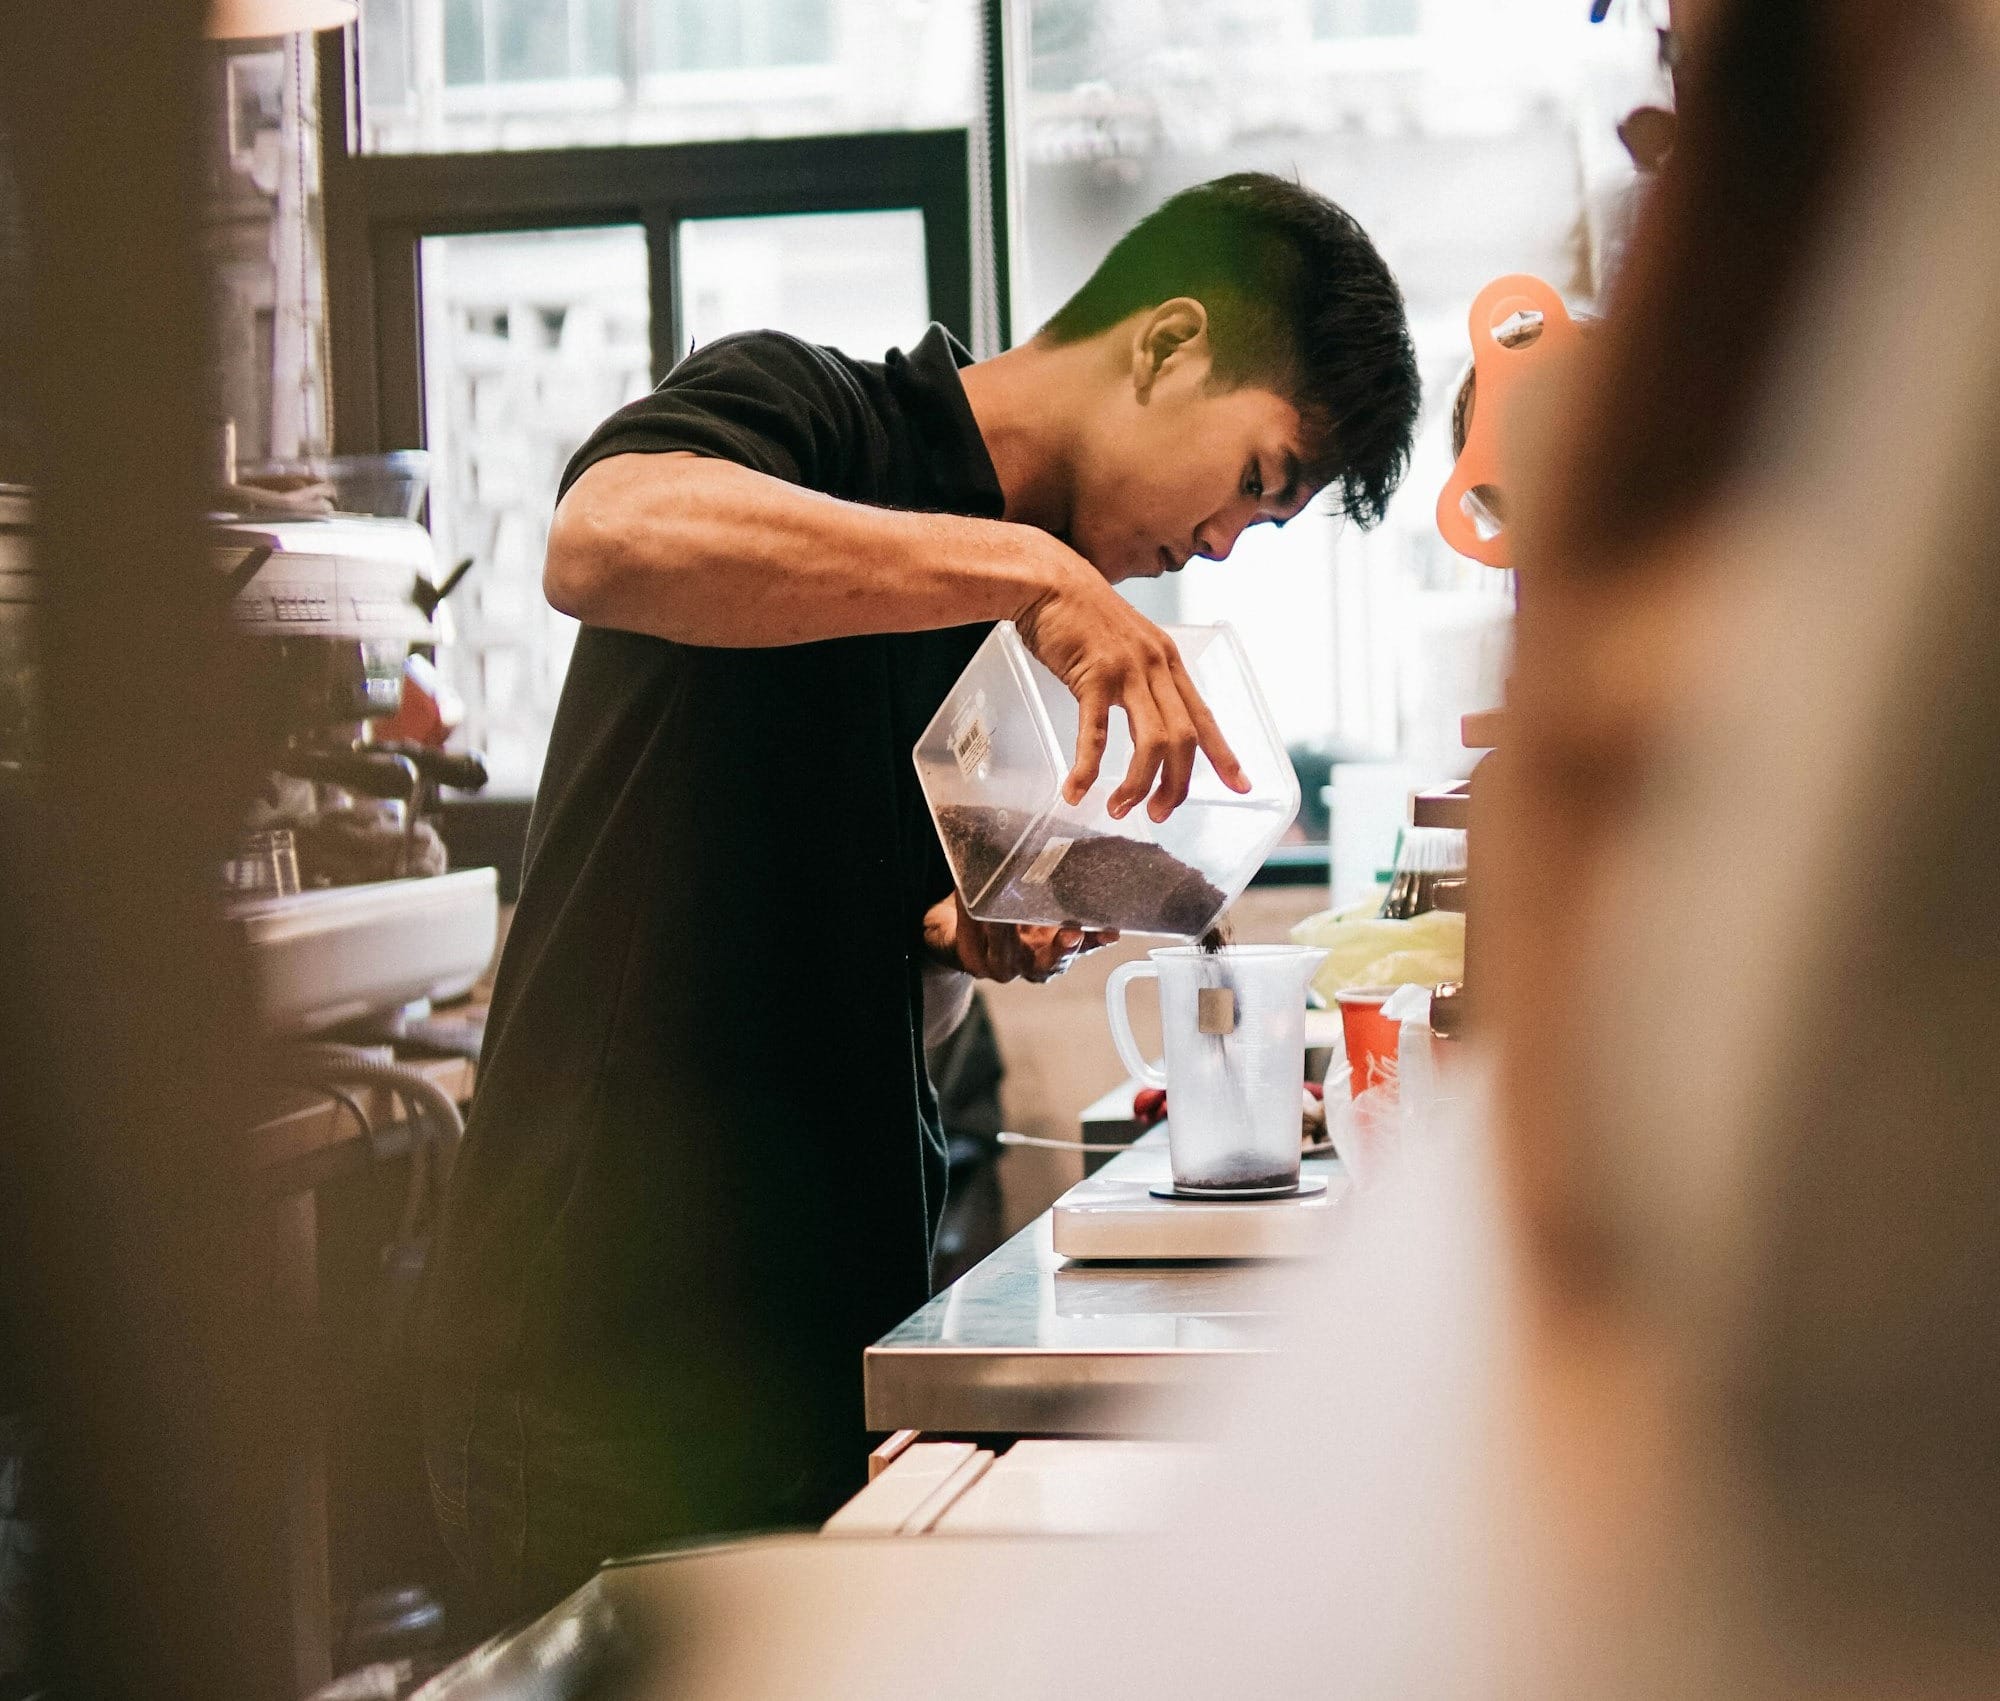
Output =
[{"x1": 1194, "y1": 510, "x2": 1251, "y2": 562}]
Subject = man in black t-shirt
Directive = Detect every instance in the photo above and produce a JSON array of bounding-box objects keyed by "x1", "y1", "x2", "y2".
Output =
[{"x1": 420, "y1": 173, "x2": 1421, "y2": 1627}]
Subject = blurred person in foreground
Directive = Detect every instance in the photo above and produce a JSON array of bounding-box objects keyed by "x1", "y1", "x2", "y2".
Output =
[
  {"x1": 1478, "y1": 0, "x2": 2000, "y2": 1689},
  {"x1": 418, "y1": 172, "x2": 1422, "y2": 1632},
  {"x1": 412, "y1": 1, "x2": 2000, "y2": 1694}
]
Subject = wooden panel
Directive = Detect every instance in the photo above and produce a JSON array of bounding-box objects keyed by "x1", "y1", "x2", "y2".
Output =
[{"x1": 821, "y1": 1442, "x2": 980, "y2": 1536}]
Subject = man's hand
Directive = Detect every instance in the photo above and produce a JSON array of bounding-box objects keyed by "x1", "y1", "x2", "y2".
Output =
[
  {"x1": 921, "y1": 893, "x2": 1119, "y2": 985},
  {"x1": 1014, "y1": 552, "x2": 1250, "y2": 822}
]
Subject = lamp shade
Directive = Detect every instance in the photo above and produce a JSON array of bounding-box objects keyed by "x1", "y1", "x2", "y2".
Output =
[{"x1": 206, "y1": 0, "x2": 356, "y2": 39}]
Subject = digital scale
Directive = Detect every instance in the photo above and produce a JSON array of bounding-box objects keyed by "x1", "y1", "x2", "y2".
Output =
[{"x1": 1050, "y1": 1132, "x2": 1344, "y2": 1262}]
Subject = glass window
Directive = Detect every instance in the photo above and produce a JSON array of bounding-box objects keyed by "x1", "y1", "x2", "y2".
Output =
[
  {"x1": 419, "y1": 212, "x2": 933, "y2": 790},
  {"x1": 1016, "y1": 0, "x2": 1666, "y2": 826},
  {"x1": 677, "y1": 209, "x2": 930, "y2": 358},
  {"x1": 440, "y1": 0, "x2": 620, "y2": 86},
  {"x1": 358, "y1": 0, "x2": 975, "y2": 154},
  {"x1": 1312, "y1": 0, "x2": 1420, "y2": 37},
  {"x1": 443, "y1": 0, "x2": 484, "y2": 85},
  {"x1": 651, "y1": 0, "x2": 832, "y2": 72},
  {"x1": 364, "y1": 0, "x2": 416, "y2": 108},
  {"x1": 420, "y1": 226, "x2": 652, "y2": 791},
  {"x1": 1024, "y1": 0, "x2": 1094, "y2": 92}
]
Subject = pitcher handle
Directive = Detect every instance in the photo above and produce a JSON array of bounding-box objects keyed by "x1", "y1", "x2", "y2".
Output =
[{"x1": 1105, "y1": 960, "x2": 1167, "y2": 1089}]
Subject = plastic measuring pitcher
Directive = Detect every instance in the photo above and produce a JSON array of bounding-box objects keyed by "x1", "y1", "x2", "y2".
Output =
[{"x1": 1106, "y1": 944, "x2": 1328, "y2": 1195}]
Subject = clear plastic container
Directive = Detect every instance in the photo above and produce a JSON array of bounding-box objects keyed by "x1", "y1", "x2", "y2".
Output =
[{"x1": 914, "y1": 621, "x2": 1300, "y2": 937}]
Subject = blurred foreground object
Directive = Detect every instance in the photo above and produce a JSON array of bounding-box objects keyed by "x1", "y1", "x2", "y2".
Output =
[
  {"x1": 1493, "y1": 0, "x2": 2000, "y2": 1687},
  {"x1": 1413, "y1": 271, "x2": 1584, "y2": 1042},
  {"x1": 1, "y1": 0, "x2": 293, "y2": 1696},
  {"x1": 1438, "y1": 274, "x2": 1585, "y2": 571}
]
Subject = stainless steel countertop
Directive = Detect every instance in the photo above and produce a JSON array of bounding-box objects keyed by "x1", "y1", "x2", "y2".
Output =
[{"x1": 864, "y1": 1133, "x2": 1343, "y2": 1437}]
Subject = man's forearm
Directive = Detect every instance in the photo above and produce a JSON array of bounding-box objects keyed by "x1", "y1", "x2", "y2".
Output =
[{"x1": 545, "y1": 452, "x2": 1070, "y2": 646}]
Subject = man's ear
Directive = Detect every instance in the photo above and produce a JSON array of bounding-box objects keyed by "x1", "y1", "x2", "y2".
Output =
[{"x1": 1130, "y1": 298, "x2": 1210, "y2": 401}]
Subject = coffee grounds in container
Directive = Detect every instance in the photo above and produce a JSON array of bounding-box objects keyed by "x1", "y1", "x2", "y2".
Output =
[
  {"x1": 1173, "y1": 1153, "x2": 1300, "y2": 1193},
  {"x1": 1046, "y1": 834, "x2": 1224, "y2": 936},
  {"x1": 935, "y1": 803, "x2": 1227, "y2": 936},
  {"x1": 935, "y1": 803, "x2": 1033, "y2": 900}
]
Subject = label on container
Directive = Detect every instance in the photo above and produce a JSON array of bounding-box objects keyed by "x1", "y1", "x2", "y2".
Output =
[
  {"x1": 1197, "y1": 987, "x2": 1237, "y2": 1036},
  {"x1": 1021, "y1": 835, "x2": 1074, "y2": 886},
  {"x1": 948, "y1": 708, "x2": 992, "y2": 778}
]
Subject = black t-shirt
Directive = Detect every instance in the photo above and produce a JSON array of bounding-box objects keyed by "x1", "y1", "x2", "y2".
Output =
[{"x1": 421, "y1": 325, "x2": 1002, "y2": 1529}]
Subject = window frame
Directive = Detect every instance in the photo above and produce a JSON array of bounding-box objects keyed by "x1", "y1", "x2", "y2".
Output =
[
  {"x1": 436, "y1": 72, "x2": 628, "y2": 113},
  {"x1": 319, "y1": 25, "x2": 976, "y2": 454}
]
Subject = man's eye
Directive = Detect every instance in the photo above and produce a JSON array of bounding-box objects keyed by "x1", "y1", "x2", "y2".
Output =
[{"x1": 1244, "y1": 464, "x2": 1264, "y2": 500}]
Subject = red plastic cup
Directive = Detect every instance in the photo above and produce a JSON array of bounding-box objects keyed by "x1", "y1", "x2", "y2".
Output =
[{"x1": 1334, "y1": 986, "x2": 1402, "y2": 1099}]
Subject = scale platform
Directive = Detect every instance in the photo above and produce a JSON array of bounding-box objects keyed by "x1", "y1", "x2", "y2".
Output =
[{"x1": 1051, "y1": 1134, "x2": 1344, "y2": 1262}]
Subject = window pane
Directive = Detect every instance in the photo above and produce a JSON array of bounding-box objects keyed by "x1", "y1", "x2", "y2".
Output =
[
  {"x1": 653, "y1": 0, "x2": 743, "y2": 71},
  {"x1": 363, "y1": 0, "x2": 414, "y2": 107},
  {"x1": 580, "y1": 0, "x2": 621, "y2": 75},
  {"x1": 768, "y1": 0, "x2": 834, "y2": 64},
  {"x1": 1018, "y1": 0, "x2": 1664, "y2": 806},
  {"x1": 649, "y1": 0, "x2": 836, "y2": 74},
  {"x1": 492, "y1": 0, "x2": 564, "y2": 80},
  {"x1": 493, "y1": 0, "x2": 570, "y2": 81},
  {"x1": 1312, "y1": 0, "x2": 1420, "y2": 36},
  {"x1": 421, "y1": 226, "x2": 652, "y2": 792},
  {"x1": 678, "y1": 209, "x2": 928, "y2": 361},
  {"x1": 359, "y1": 0, "x2": 972, "y2": 153},
  {"x1": 1027, "y1": 0, "x2": 1096, "y2": 92},
  {"x1": 443, "y1": 0, "x2": 485, "y2": 86}
]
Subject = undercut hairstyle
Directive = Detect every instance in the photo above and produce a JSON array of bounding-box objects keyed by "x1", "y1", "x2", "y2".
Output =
[{"x1": 1039, "y1": 172, "x2": 1421, "y2": 528}]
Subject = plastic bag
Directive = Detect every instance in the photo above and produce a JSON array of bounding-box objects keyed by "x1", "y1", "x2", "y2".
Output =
[{"x1": 1289, "y1": 906, "x2": 1466, "y2": 1008}]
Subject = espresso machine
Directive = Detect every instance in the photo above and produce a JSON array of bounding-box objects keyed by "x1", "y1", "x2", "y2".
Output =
[
  {"x1": 2, "y1": 483, "x2": 498, "y2": 1034},
  {"x1": 213, "y1": 505, "x2": 498, "y2": 1033}
]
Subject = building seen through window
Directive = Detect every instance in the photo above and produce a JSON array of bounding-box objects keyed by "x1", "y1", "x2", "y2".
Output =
[
  {"x1": 421, "y1": 226, "x2": 651, "y2": 792},
  {"x1": 359, "y1": 0, "x2": 972, "y2": 152},
  {"x1": 437, "y1": 0, "x2": 835, "y2": 84},
  {"x1": 677, "y1": 209, "x2": 929, "y2": 354},
  {"x1": 1312, "y1": 0, "x2": 1420, "y2": 37},
  {"x1": 443, "y1": 0, "x2": 621, "y2": 85},
  {"x1": 653, "y1": 0, "x2": 834, "y2": 71}
]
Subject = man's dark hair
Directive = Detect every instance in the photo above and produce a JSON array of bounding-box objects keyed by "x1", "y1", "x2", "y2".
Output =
[{"x1": 1040, "y1": 172, "x2": 1420, "y2": 528}]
